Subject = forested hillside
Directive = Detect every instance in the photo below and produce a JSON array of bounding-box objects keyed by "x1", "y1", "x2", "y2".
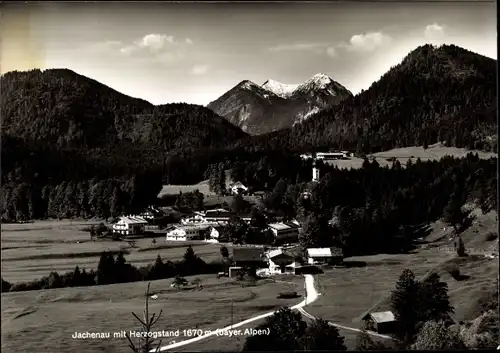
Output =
[
  {"x1": 235, "y1": 44, "x2": 497, "y2": 153},
  {"x1": 1, "y1": 69, "x2": 247, "y2": 220},
  {"x1": 1, "y1": 69, "x2": 247, "y2": 150},
  {"x1": 1, "y1": 44, "x2": 497, "y2": 221}
]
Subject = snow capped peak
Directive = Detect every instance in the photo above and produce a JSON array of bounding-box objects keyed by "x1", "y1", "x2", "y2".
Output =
[
  {"x1": 303, "y1": 73, "x2": 334, "y2": 89},
  {"x1": 237, "y1": 80, "x2": 261, "y2": 91},
  {"x1": 261, "y1": 79, "x2": 300, "y2": 98}
]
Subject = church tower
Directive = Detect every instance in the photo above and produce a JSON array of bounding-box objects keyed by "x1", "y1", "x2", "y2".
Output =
[{"x1": 312, "y1": 161, "x2": 320, "y2": 182}]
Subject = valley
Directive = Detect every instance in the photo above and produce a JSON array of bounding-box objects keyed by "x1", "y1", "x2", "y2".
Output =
[{"x1": 1, "y1": 3, "x2": 498, "y2": 352}]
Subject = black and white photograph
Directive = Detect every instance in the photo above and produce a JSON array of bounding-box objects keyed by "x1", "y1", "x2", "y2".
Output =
[{"x1": 1, "y1": 1, "x2": 498, "y2": 352}]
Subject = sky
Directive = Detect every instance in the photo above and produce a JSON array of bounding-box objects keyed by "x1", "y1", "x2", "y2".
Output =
[{"x1": 1, "y1": 1, "x2": 497, "y2": 106}]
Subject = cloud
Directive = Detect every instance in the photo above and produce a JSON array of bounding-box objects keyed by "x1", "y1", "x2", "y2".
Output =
[
  {"x1": 424, "y1": 23, "x2": 445, "y2": 40},
  {"x1": 268, "y1": 42, "x2": 328, "y2": 54},
  {"x1": 269, "y1": 30, "x2": 392, "y2": 58},
  {"x1": 344, "y1": 31, "x2": 393, "y2": 52},
  {"x1": 191, "y1": 64, "x2": 209, "y2": 75},
  {"x1": 119, "y1": 33, "x2": 190, "y2": 56},
  {"x1": 326, "y1": 46, "x2": 338, "y2": 58}
]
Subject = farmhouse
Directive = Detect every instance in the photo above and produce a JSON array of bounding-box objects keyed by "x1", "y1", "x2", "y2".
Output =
[
  {"x1": 112, "y1": 216, "x2": 148, "y2": 236},
  {"x1": 268, "y1": 221, "x2": 301, "y2": 244},
  {"x1": 138, "y1": 206, "x2": 165, "y2": 221},
  {"x1": 165, "y1": 224, "x2": 221, "y2": 242},
  {"x1": 181, "y1": 208, "x2": 252, "y2": 225},
  {"x1": 232, "y1": 247, "x2": 266, "y2": 266},
  {"x1": 362, "y1": 311, "x2": 396, "y2": 334},
  {"x1": 230, "y1": 181, "x2": 248, "y2": 195},
  {"x1": 266, "y1": 249, "x2": 297, "y2": 274},
  {"x1": 306, "y1": 247, "x2": 343, "y2": 265},
  {"x1": 181, "y1": 212, "x2": 208, "y2": 225},
  {"x1": 204, "y1": 209, "x2": 234, "y2": 223}
]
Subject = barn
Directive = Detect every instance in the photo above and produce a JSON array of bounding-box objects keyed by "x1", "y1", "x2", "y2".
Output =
[{"x1": 362, "y1": 311, "x2": 396, "y2": 334}]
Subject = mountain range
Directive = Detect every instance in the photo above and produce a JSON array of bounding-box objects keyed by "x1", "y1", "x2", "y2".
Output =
[
  {"x1": 1, "y1": 44, "x2": 497, "y2": 186},
  {"x1": 244, "y1": 44, "x2": 497, "y2": 153},
  {"x1": 207, "y1": 73, "x2": 353, "y2": 135}
]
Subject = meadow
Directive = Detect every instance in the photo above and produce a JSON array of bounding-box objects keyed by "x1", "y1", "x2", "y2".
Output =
[
  {"x1": 1, "y1": 274, "x2": 302, "y2": 353},
  {"x1": 1, "y1": 220, "x2": 227, "y2": 283},
  {"x1": 306, "y1": 209, "x2": 498, "y2": 327},
  {"x1": 326, "y1": 144, "x2": 497, "y2": 170}
]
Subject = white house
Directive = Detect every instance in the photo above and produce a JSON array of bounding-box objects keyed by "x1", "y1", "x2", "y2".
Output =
[
  {"x1": 230, "y1": 181, "x2": 248, "y2": 195},
  {"x1": 268, "y1": 222, "x2": 301, "y2": 243},
  {"x1": 112, "y1": 216, "x2": 148, "y2": 236},
  {"x1": 306, "y1": 247, "x2": 343, "y2": 265},
  {"x1": 266, "y1": 249, "x2": 297, "y2": 274},
  {"x1": 165, "y1": 224, "x2": 221, "y2": 242},
  {"x1": 180, "y1": 212, "x2": 208, "y2": 225}
]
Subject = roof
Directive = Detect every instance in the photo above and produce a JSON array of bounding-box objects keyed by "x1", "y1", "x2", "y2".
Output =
[
  {"x1": 268, "y1": 222, "x2": 300, "y2": 231},
  {"x1": 205, "y1": 209, "x2": 232, "y2": 217},
  {"x1": 232, "y1": 247, "x2": 265, "y2": 262},
  {"x1": 117, "y1": 216, "x2": 148, "y2": 225},
  {"x1": 231, "y1": 181, "x2": 247, "y2": 188},
  {"x1": 362, "y1": 311, "x2": 396, "y2": 323},
  {"x1": 307, "y1": 247, "x2": 343, "y2": 257},
  {"x1": 171, "y1": 224, "x2": 212, "y2": 232}
]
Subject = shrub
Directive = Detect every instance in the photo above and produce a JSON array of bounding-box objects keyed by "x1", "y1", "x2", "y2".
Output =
[
  {"x1": 277, "y1": 291, "x2": 299, "y2": 299},
  {"x1": 445, "y1": 264, "x2": 461, "y2": 279}
]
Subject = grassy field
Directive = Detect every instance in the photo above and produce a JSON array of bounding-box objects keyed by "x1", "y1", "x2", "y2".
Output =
[
  {"x1": 1, "y1": 274, "x2": 304, "y2": 353},
  {"x1": 326, "y1": 144, "x2": 497, "y2": 170},
  {"x1": 306, "y1": 210, "x2": 498, "y2": 328},
  {"x1": 159, "y1": 182, "x2": 214, "y2": 197},
  {"x1": 1, "y1": 220, "x2": 230, "y2": 283}
]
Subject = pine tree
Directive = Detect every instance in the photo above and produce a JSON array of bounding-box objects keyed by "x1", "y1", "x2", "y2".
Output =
[
  {"x1": 419, "y1": 273, "x2": 455, "y2": 324},
  {"x1": 390, "y1": 269, "x2": 421, "y2": 343},
  {"x1": 304, "y1": 318, "x2": 347, "y2": 350},
  {"x1": 96, "y1": 252, "x2": 116, "y2": 285}
]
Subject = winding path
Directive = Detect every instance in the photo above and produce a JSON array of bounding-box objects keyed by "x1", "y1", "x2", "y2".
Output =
[
  {"x1": 152, "y1": 273, "x2": 396, "y2": 352},
  {"x1": 152, "y1": 275, "x2": 318, "y2": 352}
]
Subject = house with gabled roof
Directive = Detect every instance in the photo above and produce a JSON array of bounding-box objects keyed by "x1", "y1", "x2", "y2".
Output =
[
  {"x1": 306, "y1": 247, "x2": 343, "y2": 265},
  {"x1": 268, "y1": 221, "x2": 301, "y2": 244},
  {"x1": 112, "y1": 216, "x2": 148, "y2": 236},
  {"x1": 362, "y1": 311, "x2": 396, "y2": 334}
]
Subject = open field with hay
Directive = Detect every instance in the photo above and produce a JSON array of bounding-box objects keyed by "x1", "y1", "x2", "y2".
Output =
[
  {"x1": 1, "y1": 274, "x2": 301, "y2": 353},
  {"x1": 158, "y1": 182, "x2": 214, "y2": 198},
  {"x1": 1, "y1": 220, "x2": 229, "y2": 283},
  {"x1": 306, "y1": 210, "x2": 498, "y2": 328},
  {"x1": 326, "y1": 144, "x2": 497, "y2": 170}
]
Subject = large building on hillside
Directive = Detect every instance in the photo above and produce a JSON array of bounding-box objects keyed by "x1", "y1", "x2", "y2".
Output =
[
  {"x1": 181, "y1": 208, "x2": 252, "y2": 225},
  {"x1": 165, "y1": 224, "x2": 221, "y2": 242},
  {"x1": 112, "y1": 216, "x2": 148, "y2": 235}
]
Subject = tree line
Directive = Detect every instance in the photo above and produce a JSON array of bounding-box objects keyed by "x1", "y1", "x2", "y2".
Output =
[
  {"x1": 1, "y1": 174, "x2": 162, "y2": 222},
  {"x1": 256, "y1": 154, "x2": 497, "y2": 256},
  {"x1": 1, "y1": 246, "x2": 223, "y2": 293}
]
